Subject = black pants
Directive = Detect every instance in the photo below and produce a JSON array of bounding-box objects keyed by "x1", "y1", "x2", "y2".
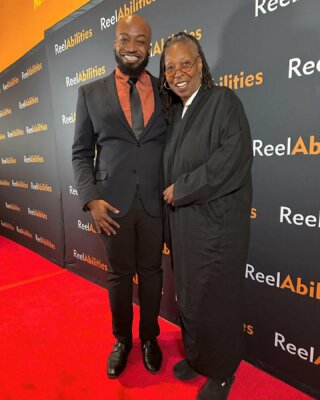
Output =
[{"x1": 100, "y1": 193, "x2": 163, "y2": 343}]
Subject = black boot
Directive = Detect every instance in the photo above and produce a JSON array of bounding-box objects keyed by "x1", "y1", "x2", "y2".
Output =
[
  {"x1": 197, "y1": 375, "x2": 235, "y2": 400},
  {"x1": 173, "y1": 359, "x2": 199, "y2": 381}
]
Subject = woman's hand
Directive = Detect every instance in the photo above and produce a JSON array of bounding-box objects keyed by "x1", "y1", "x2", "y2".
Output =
[{"x1": 163, "y1": 184, "x2": 175, "y2": 205}]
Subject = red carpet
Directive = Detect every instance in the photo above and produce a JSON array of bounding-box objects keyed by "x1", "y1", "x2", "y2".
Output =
[{"x1": 0, "y1": 235, "x2": 312, "y2": 400}]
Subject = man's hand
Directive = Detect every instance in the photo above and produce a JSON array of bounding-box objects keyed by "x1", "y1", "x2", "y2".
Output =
[
  {"x1": 163, "y1": 184, "x2": 175, "y2": 205},
  {"x1": 87, "y1": 199, "x2": 120, "y2": 235}
]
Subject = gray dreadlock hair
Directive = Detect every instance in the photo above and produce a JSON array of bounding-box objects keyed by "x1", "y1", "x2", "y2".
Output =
[{"x1": 159, "y1": 32, "x2": 214, "y2": 122}]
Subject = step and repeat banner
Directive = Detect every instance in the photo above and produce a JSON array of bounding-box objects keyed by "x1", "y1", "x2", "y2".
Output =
[
  {"x1": 44, "y1": 0, "x2": 111, "y2": 287},
  {"x1": 0, "y1": 42, "x2": 64, "y2": 266},
  {"x1": 0, "y1": 0, "x2": 319, "y2": 397}
]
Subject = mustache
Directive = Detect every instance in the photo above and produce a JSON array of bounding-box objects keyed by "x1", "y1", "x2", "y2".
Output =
[{"x1": 114, "y1": 49, "x2": 149, "y2": 77}]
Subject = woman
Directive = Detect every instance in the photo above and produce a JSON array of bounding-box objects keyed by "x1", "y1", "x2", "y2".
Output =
[{"x1": 159, "y1": 32, "x2": 253, "y2": 400}]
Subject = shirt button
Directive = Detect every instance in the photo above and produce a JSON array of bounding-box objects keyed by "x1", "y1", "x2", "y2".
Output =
[{"x1": 131, "y1": 169, "x2": 136, "y2": 174}]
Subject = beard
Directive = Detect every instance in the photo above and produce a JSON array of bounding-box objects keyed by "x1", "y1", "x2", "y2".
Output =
[{"x1": 114, "y1": 49, "x2": 149, "y2": 77}]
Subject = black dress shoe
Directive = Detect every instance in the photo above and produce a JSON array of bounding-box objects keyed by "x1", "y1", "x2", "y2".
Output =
[
  {"x1": 107, "y1": 341, "x2": 132, "y2": 378},
  {"x1": 141, "y1": 339, "x2": 162, "y2": 373},
  {"x1": 197, "y1": 375, "x2": 235, "y2": 400},
  {"x1": 173, "y1": 358, "x2": 199, "y2": 381}
]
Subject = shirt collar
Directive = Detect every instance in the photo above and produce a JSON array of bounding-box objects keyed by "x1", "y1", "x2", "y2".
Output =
[
  {"x1": 115, "y1": 67, "x2": 148, "y2": 84},
  {"x1": 181, "y1": 86, "x2": 201, "y2": 119},
  {"x1": 184, "y1": 85, "x2": 201, "y2": 108}
]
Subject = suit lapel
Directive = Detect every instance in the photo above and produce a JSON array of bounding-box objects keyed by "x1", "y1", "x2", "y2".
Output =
[
  {"x1": 139, "y1": 74, "x2": 162, "y2": 141},
  {"x1": 103, "y1": 72, "x2": 163, "y2": 142},
  {"x1": 102, "y1": 73, "x2": 136, "y2": 139}
]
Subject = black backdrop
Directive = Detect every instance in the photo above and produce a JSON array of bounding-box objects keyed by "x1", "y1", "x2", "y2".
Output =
[{"x1": 1, "y1": 0, "x2": 319, "y2": 397}]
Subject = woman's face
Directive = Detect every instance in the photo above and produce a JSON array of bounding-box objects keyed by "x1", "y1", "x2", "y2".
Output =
[{"x1": 164, "y1": 41, "x2": 203, "y2": 105}]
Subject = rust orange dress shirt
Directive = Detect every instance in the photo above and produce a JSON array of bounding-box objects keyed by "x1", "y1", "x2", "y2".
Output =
[{"x1": 114, "y1": 67, "x2": 155, "y2": 128}]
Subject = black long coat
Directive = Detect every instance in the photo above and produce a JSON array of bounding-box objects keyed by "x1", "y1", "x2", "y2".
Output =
[{"x1": 163, "y1": 85, "x2": 253, "y2": 379}]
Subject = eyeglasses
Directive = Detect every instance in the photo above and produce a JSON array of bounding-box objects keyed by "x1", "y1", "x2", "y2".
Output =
[{"x1": 165, "y1": 55, "x2": 200, "y2": 79}]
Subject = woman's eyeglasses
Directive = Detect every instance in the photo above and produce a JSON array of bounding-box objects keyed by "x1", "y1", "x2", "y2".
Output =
[{"x1": 165, "y1": 55, "x2": 200, "y2": 79}]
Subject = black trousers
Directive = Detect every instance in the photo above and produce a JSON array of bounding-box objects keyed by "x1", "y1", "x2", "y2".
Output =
[{"x1": 99, "y1": 193, "x2": 163, "y2": 343}]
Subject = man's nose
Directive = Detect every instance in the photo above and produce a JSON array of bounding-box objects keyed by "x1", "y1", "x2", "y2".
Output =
[{"x1": 126, "y1": 42, "x2": 138, "y2": 52}]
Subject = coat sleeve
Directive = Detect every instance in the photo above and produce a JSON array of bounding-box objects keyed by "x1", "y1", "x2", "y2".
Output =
[
  {"x1": 72, "y1": 85, "x2": 101, "y2": 211},
  {"x1": 173, "y1": 89, "x2": 253, "y2": 207}
]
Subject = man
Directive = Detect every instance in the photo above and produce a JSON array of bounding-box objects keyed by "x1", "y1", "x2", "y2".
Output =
[{"x1": 72, "y1": 14, "x2": 167, "y2": 378}]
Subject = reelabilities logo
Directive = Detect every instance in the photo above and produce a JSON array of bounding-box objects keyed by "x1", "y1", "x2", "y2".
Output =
[
  {"x1": 2, "y1": 76, "x2": 19, "y2": 91},
  {"x1": 21, "y1": 63, "x2": 43, "y2": 80},
  {"x1": 274, "y1": 332, "x2": 320, "y2": 366},
  {"x1": 78, "y1": 219, "x2": 97, "y2": 234},
  {"x1": 24, "y1": 155, "x2": 45, "y2": 163},
  {"x1": 62, "y1": 112, "x2": 76, "y2": 125},
  {"x1": 33, "y1": 0, "x2": 45, "y2": 10},
  {"x1": 7, "y1": 128, "x2": 24, "y2": 138},
  {"x1": 0, "y1": 179, "x2": 11, "y2": 187},
  {"x1": 0, "y1": 108, "x2": 12, "y2": 118},
  {"x1": 288, "y1": 56, "x2": 320, "y2": 79},
  {"x1": 54, "y1": 29, "x2": 93, "y2": 55},
  {"x1": 16, "y1": 226, "x2": 33, "y2": 239},
  {"x1": 215, "y1": 70, "x2": 264, "y2": 90},
  {"x1": 26, "y1": 123, "x2": 48, "y2": 134},
  {"x1": 65, "y1": 66, "x2": 106, "y2": 87},
  {"x1": 255, "y1": 0, "x2": 299, "y2": 18},
  {"x1": 244, "y1": 323, "x2": 254, "y2": 336},
  {"x1": 19, "y1": 96, "x2": 39, "y2": 109},
  {"x1": 5, "y1": 202, "x2": 21, "y2": 212},
  {"x1": 69, "y1": 185, "x2": 79, "y2": 196},
  {"x1": 73, "y1": 249, "x2": 108, "y2": 271},
  {"x1": 12, "y1": 180, "x2": 28, "y2": 189},
  {"x1": 100, "y1": 0, "x2": 156, "y2": 31},
  {"x1": 280, "y1": 206, "x2": 320, "y2": 229},
  {"x1": 150, "y1": 28, "x2": 202, "y2": 58},
  {"x1": 28, "y1": 208, "x2": 48, "y2": 220},
  {"x1": 1, "y1": 157, "x2": 17, "y2": 164},
  {"x1": 246, "y1": 264, "x2": 320, "y2": 301},
  {"x1": 253, "y1": 134, "x2": 320, "y2": 156},
  {"x1": 163, "y1": 243, "x2": 170, "y2": 255},
  {"x1": 35, "y1": 234, "x2": 55, "y2": 249},
  {"x1": 30, "y1": 182, "x2": 53, "y2": 192},
  {"x1": 1, "y1": 220, "x2": 15, "y2": 231}
]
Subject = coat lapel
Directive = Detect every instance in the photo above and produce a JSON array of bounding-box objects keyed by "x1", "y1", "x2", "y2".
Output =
[
  {"x1": 167, "y1": 87, "x2": 208, "y2": 179},
  {"x1": 175, "y1": 86, "x2": 208, "y2": 145}
]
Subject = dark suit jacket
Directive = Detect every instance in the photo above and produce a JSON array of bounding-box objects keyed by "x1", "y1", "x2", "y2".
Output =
[{"x1": 72, "y1": 71, "x2": 167, "y2": 218}]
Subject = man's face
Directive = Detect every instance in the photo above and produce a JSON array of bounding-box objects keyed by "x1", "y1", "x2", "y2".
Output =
[{"x1": 114, "y1": 18, "x2": 151, "y2": 76}]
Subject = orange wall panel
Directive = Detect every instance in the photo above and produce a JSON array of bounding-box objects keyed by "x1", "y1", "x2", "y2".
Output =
[{"x1": 0, "y1": 0, "x2": 90, "y2": 72}]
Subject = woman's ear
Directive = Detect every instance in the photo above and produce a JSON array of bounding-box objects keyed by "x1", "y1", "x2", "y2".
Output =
[{"x1": 198, "y1": 59, "x2": 203, "y2": 76}]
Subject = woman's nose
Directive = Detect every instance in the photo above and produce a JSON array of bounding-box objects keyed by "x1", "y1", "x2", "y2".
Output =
[{"x1": 173, "y1": 69, "x2": 184, "y2": 79}]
